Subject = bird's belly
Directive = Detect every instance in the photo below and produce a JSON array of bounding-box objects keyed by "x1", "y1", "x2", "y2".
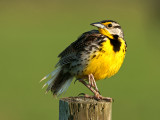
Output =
[
  {"x1": 83, "y1": 52, "x2": 125, "y2": 80},
  {"x1": 83, "y1": 43, "x2": 126, "y2": 80}
]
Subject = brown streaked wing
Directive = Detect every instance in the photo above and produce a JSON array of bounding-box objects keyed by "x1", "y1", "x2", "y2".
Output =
[
  {"x1": 56, "y1": 30, "x2": 103, "y2": 67},
  {"x1": 58, "y1": 30, "x2": 99, "y2": 58}
]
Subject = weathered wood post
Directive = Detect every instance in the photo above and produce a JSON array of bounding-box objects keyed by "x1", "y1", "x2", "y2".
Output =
[{"x1": 59, "y1": 97, "x2": 112, "y2": 120}]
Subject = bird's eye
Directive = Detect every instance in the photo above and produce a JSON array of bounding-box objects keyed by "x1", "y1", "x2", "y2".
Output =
[{"x1": 108, "y1": 24, "x2": 112, "y2": 28}]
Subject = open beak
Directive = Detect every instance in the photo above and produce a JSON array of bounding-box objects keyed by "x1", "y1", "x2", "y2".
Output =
[{"x1": 90, "y1": 22, "x2": 105, "y2": 29}]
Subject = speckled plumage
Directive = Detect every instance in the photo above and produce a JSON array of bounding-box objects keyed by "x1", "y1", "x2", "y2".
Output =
[
  {"x1": 41, "y1": 20, "x2": 127, "y2": 96},
  {"x1": 56, "y1": 30, "x2": 107, "y2": 77}
]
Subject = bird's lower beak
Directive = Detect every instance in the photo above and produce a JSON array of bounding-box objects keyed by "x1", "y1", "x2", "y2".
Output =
[{"x1": 90, "y1": 22, "x2": 105, "y2": 29}]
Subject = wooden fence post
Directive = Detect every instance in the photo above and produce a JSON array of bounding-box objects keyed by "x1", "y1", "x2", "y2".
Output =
[{"x1": 59, "y1": 97, "x2": 112, "y2": 120}]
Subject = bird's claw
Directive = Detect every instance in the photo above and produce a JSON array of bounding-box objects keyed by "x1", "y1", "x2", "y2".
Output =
[
  {"x1": 78, "y1": 92, "x2": 113, "y2": 102},
  {"x1": 78, "y1": 93, "x2": 86, "y2": 96}
]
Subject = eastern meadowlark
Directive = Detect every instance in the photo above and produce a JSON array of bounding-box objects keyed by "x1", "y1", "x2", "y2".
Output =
[{"x1": 41, "y1": 20, "x2": 127, "y2": 100}]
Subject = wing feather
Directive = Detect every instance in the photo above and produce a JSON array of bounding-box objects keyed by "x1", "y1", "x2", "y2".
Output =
[{"x1": 57, "y1": 30, "x2": 105, "y2": 66}]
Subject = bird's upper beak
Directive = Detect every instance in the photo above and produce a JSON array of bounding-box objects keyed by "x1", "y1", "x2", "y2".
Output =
[{"x1": 90, "y1": 22, "x2": 105, "y2": 29}]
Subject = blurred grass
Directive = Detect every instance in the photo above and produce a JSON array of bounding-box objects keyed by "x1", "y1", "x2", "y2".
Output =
[{"x1": 0, "y1": 0, "x2": 160, "y2": 120}]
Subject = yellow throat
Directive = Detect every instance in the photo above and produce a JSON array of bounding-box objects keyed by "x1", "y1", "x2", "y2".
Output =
[{"x1": 83, "y1": 27, "x2": 126, "y2": 80}]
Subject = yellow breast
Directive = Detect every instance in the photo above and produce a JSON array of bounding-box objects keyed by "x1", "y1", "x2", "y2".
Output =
[{"x1": 83, "y1": 38, "x2": 126, "y2": 80}]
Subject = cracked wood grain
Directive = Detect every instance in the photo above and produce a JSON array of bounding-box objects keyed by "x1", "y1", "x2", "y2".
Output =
[{"x1": 59, "y1": 97, "x2": 112, "y2": 120}]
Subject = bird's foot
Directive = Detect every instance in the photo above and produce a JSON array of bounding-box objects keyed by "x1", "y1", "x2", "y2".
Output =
[
  {"x1": 94, "y1": 92, "x2": 113, "y2": 102},
  {"x1": 78, "y1": 92, "x2": 113, "y2": 102}
]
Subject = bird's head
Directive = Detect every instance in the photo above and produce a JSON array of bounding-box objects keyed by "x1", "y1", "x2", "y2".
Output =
[{"x1": 91, "y1": 20, "x2": 124, "y2": 39}]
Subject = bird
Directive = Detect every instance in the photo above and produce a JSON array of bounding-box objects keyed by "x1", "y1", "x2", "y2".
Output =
[{"x1": 40, "y1": 20, "x2": 127, "y2": 101}]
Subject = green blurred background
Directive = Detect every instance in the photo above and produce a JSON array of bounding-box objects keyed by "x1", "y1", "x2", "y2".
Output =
[{"x1": 0, "y1": 0, "x2": 160, "y2": 120}]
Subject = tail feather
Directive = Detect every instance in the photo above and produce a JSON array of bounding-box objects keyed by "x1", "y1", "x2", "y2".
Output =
[
  {"x1": 40, "y1": 66, "x2": 61, "y2": 83},
  {"x1": 56, "y1": 77, "x2": 73, "y2": 96},
  {"x1": 46, "y1": 74, "x2": 59, "y2": 92},
  {"x1": 41, "y1": 66, "x2": 73, "y2": 96}
]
